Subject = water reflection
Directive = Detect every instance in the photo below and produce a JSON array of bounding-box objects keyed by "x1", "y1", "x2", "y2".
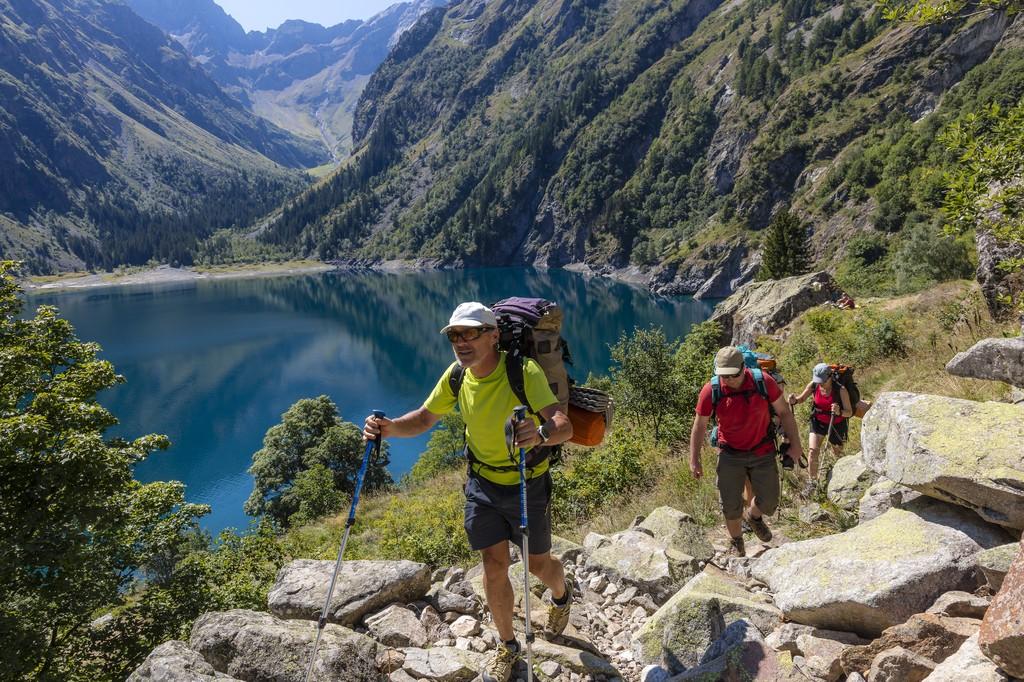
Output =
[{"x1": 27, "y1": 269, "x2": 713, "y2": 532}]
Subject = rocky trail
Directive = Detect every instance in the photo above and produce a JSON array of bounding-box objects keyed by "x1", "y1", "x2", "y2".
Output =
[{"x1": 129, "y1": 329, "x2": 1024, "y2": 682}]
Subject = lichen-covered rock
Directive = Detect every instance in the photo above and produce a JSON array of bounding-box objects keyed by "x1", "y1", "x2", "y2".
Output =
[
  {"x1": 365, "y1": 604, "x2": 428, "y2": 648},
  {"x1": 127, "y1": 640, "x2": 239, "y2": 681},
  {"x1": 632, "y1": 566, "x2": 780, "y2": 672},
  {"x1": 751, "y1": 508, "x2": 987, "y2": 636},
  {"x1": 839, "y1": 613, "x2": 980, "y2": 676},
  {"x1": 267, "y1": 559, "x2": 430, "y2": 626},
  {"x1": 858, "y1": 479, "x2": 922, "y2": 523},
  {"x1": 828, "y1": 454, "x2": 878, "y2": 511},
  {"x1": 861, "y1": 392, "x2": 1024, "y2": 530},
  {"x1": 945, "y1": 337, "x2": 1024, "y2": 389},
  {"x1": 979, "y1": 540, "x2": 1024, "y2": 678},
  {"x1": 710, "y1": 270, "x2": 842, "y2": 345},
  {"x1": 637, "y1": 506, "x2": 714, "y2": 561},
  {"x1": 586, "y1": 529, "x2": 699, "y2": 604},
  {"x1": 189, "y1": 609, "x2": 381, "y2": 681},
  {"x1": 922, "y1": 633, "x2": 1009, "y2": 681},
  {"x1": 977, "y1": 543, "x2": 1019, "y2": 592},
  {"x1": 401, "y1": 647, "x2": 484, "y2": 682},
  {"x1": 666, "y1": 619, "x2": 807, "y2": 681}
]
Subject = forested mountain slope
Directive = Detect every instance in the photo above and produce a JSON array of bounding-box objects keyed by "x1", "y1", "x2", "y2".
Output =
[
  {"x1": 259, "y1": 0, "x2": 1022, "y2": 297},
  {"x1": 0, "y1": 0, "x2": 319, "y2": 272},
  {"x1": 127, "y1": 0, "x2": 447, "y2": 161}
]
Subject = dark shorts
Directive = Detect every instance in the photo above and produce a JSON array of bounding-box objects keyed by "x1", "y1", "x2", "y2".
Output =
[
  {"x1": 463, "y1": 471, "x2": 552, "y2": 553},
  {"x1": 810, "y1": 416, "x2": 848, "y2": 446},
  {"x1": 716, "y1": 450, "x2": 780, "y2": 520}
]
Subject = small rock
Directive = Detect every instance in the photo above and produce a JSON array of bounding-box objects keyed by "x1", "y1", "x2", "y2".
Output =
[
  {"x1": 926, "y1": 591, "x2": 990, "y2": 619},
  {"x1": 866, "y1": 645, "x2": 936, "y2": 682},
  {"x1": 449, "y1": 615, "x2": 481, "y2": 638},
  {"x1": 376, "y1": 648, "x2": 406, "y2": 673},
  {"x1": 539, "y1": 660, "x2": 561, "y2": 677},
  {"x1": 615, "y1": 586, "x2": 638, "y2": 604}
]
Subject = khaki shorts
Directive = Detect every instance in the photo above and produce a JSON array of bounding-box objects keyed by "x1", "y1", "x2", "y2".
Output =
[{"x1": 716, "y1": 450, "x2": 780, "y2": 520}]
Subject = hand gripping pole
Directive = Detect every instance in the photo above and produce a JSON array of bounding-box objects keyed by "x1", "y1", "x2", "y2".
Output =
[{"x1": 303, "y1": 410, "x2": 385, "y2": 682}]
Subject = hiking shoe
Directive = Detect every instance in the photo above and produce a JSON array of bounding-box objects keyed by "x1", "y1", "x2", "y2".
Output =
[
  {"x1": 546, "y1": 575, "x2": 574, "y2": 636},
  {"x1": 746, "y1": 512, "x2": 773, "y2": 543},
  {"x1": 729, "y1": 535, "x2": 746, "y2": 557},
  {"x1": 481, "y1": 641, "x2": 521, "y2": 682}
]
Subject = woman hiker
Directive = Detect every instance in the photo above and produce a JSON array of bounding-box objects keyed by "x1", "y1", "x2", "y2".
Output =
[{"x1": 788, "y1": 362, "x2": 853, "y2": 497}]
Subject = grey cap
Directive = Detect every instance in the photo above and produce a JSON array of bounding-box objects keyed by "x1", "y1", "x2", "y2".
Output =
[{"x1": 812, "y1": 363, "x2": 832, "y2": 384}]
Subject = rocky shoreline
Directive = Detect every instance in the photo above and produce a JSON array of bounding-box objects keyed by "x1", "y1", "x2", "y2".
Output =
[{"x1": 21, "y1": 262, "x2": 335, "y2": 292}]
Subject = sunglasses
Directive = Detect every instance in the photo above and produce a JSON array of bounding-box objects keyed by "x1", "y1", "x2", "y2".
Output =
[{"x1": 446, "y1": 327, "x2": 495, "y2": 343}]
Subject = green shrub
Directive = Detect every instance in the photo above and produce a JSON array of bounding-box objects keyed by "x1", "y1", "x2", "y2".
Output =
[
  {"x1": 372, "y1": 488, "x2": 473, "y2": 567},
  {"x1": 551, "y1": 427, "x2": 656, "y2": 525},
  {"x1": 781, "y1": 307, "x2": 907, "y2": 373},
  {"x1": 406, "y1": 413, "x2": 465, "y2": 485}
]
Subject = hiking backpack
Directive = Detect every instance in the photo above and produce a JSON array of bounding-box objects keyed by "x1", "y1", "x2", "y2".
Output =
[
  {"x1": 828, "y1": 364, "x2": 863, "y2": 416},
  {"x1": 447, "y1": 297, "x2": 613, "y2": 450},
  {"x1": 707, "y1": 345, "x2": 782, "y2": 450}
]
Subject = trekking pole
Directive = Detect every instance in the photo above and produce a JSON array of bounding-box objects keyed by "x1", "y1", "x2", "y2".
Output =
[
  {"x1": 512, "y1": 405, "x2": 535, "y2": 682},
  {"x1": 303, "y1": 409, "x2": 385, "y2": 682}
]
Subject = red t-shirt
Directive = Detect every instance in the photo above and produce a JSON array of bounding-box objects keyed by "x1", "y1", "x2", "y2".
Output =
[{"x1": 696, "y1": 369, "x2": 782, "y2": 455}]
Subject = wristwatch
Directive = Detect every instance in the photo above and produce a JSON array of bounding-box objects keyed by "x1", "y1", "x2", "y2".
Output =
[{"x1": 537, "y1": 423, "x2": 551, "y2": 443}]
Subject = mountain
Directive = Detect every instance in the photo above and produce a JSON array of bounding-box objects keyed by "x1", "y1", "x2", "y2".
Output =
[
  {"x1": 126, "y1": 0, "x2": 448, "y2": 162},
  {"x1": 0, "y1": 0, "x2": 325, "y2": 273},
  {"x1": 254, "y1": 0, "x2": 1022, "y2": 297}
]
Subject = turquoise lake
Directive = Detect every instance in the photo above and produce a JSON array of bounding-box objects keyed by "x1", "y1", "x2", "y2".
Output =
[{"x1": 27, "y1": 268, "x2": 714, "y2": 533}]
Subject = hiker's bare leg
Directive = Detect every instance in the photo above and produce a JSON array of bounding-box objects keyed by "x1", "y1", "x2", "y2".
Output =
[
  {"x1": 742, "y1": 477, "x2": 754, "y2": 509},
  {"x1": 528, "y1": 551, "x2": 567, "y2": 601},
  {"x1": 481, "y1": 541, "x2": 515, "y2": 641},
  {"x1": 725, "y1": 516, "x2": 742, "y2": 537},
  {"x1": 807, "y1": 432, "x2": 824, "y2": 480}
]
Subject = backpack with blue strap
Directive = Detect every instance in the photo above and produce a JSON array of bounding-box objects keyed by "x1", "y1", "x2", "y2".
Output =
[{"x1": 708, "y1": 345, "x2": 778, "y2": 450}]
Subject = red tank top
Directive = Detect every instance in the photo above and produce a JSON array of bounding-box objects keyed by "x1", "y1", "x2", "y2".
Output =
[{"x1": 813, "y1": 385, "x2": 845, "y2": 424}]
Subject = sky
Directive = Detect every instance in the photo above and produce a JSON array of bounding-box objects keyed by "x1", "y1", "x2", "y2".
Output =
[{"x1": 214, "y1": 0, "x2": 402, "y2": 32}]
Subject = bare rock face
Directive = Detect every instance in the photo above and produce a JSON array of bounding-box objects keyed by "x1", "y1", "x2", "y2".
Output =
[
  {"x1": 709, "y1": 270, "x2": 843, "y2": 346},
  {"x1": 189, "y1": 609, "x2": 381, "y2": 681},
  {"x1": 267, "y1": 559, "x2": 431, "y2": 626},
  {"x1": 637, "y1": 506, "x2": 715, "y2": 562},
  {"x1": 127, "y1": 640, "x2": 240, "y2": 681},
  {"x1": 839, "y1": 613, "x2": 980, "y2": 676},
  {"x1": 945, "y1": 337, "x2": 1024, "y2": 389},
  {"x1": 861, "y1": 392, "x2": 1024, "y2": 530},
  {"x1": 975, "y1": 229, "x2": 1024, "y2": 323},
  {"x1": 979, "y1": 540, "x2": 1024, "y2": 678},
  {"x1": 751, "y1": 508, "x2": 988, "y2": 637},
  {"x1": 648, "y1": 241, "x2": 752, "y2": 298},
  {"x1": 922, "y1": 633, "x2": 1009, "y2": 681}
]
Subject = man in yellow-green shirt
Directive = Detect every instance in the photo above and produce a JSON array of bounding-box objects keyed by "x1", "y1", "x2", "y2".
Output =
[{"x1": 363, "y1": 302, "x2": 573, "y2": 682}]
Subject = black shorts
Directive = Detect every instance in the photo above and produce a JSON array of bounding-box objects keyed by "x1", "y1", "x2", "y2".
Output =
[
  {"x1": 463, "y1": 471, "x2": 552, "y2": 553},
  {"x1": 810, "y1": 416, "x2": 848, "y2": 446}
]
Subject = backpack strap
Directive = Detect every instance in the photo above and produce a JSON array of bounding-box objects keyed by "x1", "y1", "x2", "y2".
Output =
[
  {"x1": 448, "y1": 362, "x2": 466, "y2": 398},
  {"x1": 504, "y1": 354, "x2": 534, "y2": 415}
]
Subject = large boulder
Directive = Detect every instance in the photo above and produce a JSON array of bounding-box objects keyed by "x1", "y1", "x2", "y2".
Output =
[
  {"x1": 268, "y1": 559, "x2": 431, "y2": 626},
  {"x1": 979, "y1": 540, "x2": 1024, "y2": 678},
  {"x1": 637, "y1": 506, "x2": 715, "y2": 561},
  {"x1": 975, "y1": 228, "x2": 1024, "y2": 322},
  {"x1": 585, "y1": 529, "x2": 700, "y2": 604},
  {"x1": 945, "y1": 337, "x2": 1024, "y2": 388},
  {"x1": 710, "y1": 270, "x2": 842, "y2": 345},
  {"x1": 922, "y1": 633, "x2": 1009, "y2": 681},
  {"x1": 633, "y1": 566, "x2": 781, "y2": 672},
  {"x1": 858, "y1": 478, "x2": 923, "y2": 523},
  {"x1": 977, "y1": 543, "x2": 1019, "y2": 592},
  {"x1": 127, "y1": 640, "x2": 239, "y2": 681},
  {"x1": 839, "y1": 613, "x2": 980, "y2": 676},
  {"x1": 828, "y1": 454, "x2": 879, "y2": 511},
  {"x1": 664, "y1": 619, "x2": 807, "y2": 681},
  {"x1": 861, "y1": 392, "x2": 1024, "y2": 530},
  {"x1": 189, "y1": 609, "x2": 380, "y2": 681},
  {"x1": 751, "y1": 507, "x2": 989, "y2": 637}
]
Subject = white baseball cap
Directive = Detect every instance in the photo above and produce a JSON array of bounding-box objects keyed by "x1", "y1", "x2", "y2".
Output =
[{"x1": 440, "y1": 302, "x2": 497, "y2": 334}]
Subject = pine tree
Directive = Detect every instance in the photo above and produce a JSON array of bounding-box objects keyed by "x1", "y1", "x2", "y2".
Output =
[{"x1": 758, "y1": 209, "x2": 811, "y2": 280}]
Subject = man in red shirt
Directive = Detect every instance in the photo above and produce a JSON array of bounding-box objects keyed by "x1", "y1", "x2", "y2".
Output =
[{"x1": 689, "y1": 347, "x2": 803, "y2": 556}]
